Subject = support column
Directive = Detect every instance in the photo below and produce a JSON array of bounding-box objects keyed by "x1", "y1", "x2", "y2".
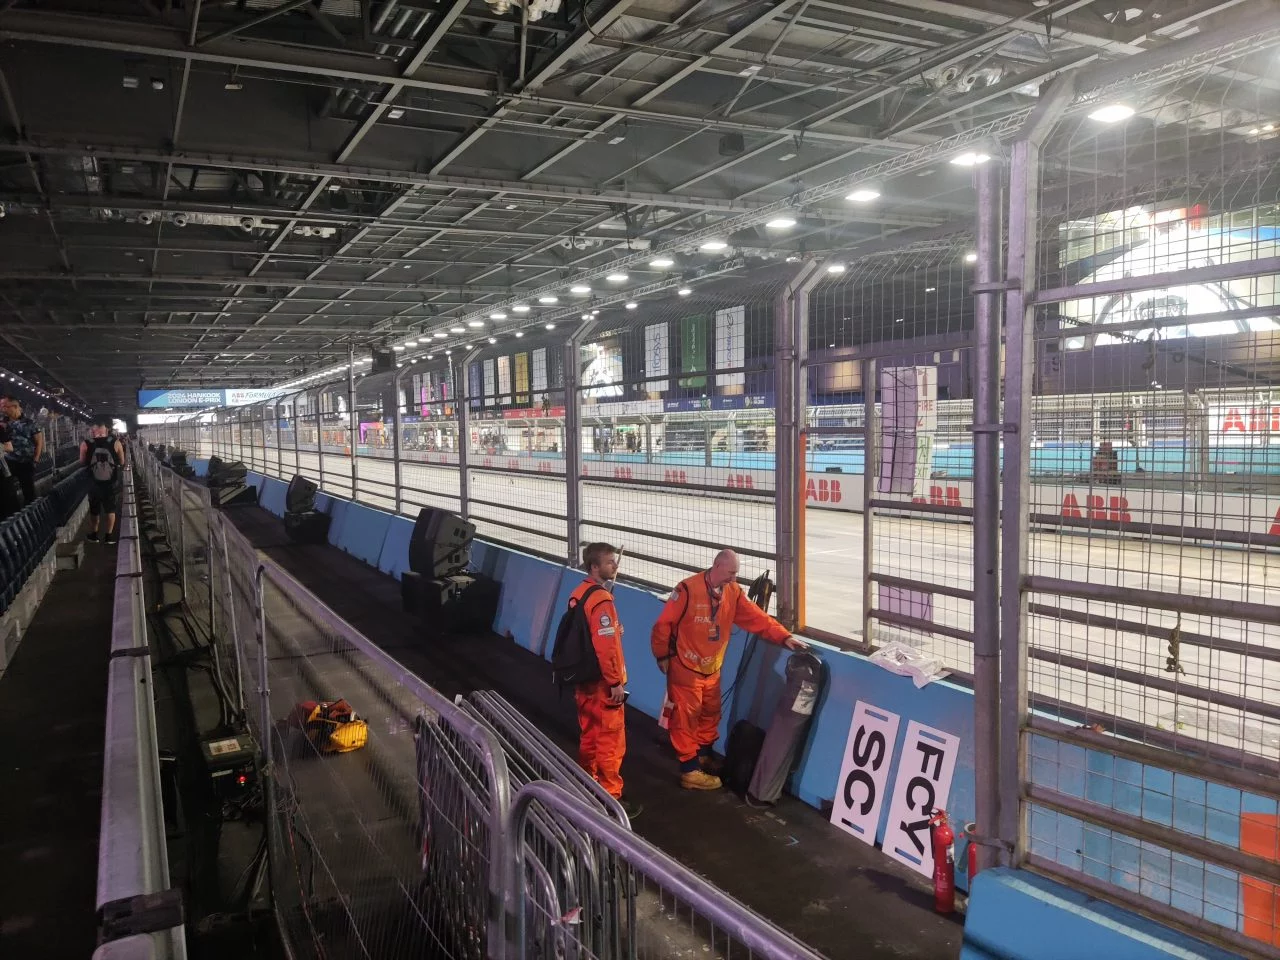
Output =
[
  {"x1": 971, "y1": 157, "x2": 1004, "y2": 874},
  {"x1": 348, "y1": 344, "x2": 358, "y2": 498},
  {"x1": 775, "y1": 261, "x2": 822, "y2": 631},
  {"x1": 458, "y1": 350, "x2": 481, "y2": 520},
  {"x1": 564, "y1": 321, "x2": 598, "y2": 566},
  {"x1": 998, "y1": 77, "x2": 1075, "y2": 868},
  {"x1": 393, "y1": 367, "x2": 407, "y2": 515},
  {"x1": 861, "y1": 357, "x2": 876, "y2": 648}
]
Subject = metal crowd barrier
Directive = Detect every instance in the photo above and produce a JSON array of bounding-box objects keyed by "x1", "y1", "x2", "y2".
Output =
[
  {"x1": 133, "y1": 443, "x2": 828, "y2": 960},
  {"x1": 95, "y1": 467, "x2": 187, "y2": 960}
]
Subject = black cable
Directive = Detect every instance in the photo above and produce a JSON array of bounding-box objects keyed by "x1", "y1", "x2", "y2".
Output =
[{"x1": 721, "y1": 570, "x2": 775, "y2": 711}]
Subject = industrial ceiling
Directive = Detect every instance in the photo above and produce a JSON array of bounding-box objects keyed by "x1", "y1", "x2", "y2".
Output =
[{"x1": 0, "y1": 0, "x2": 1274, "y2": 410}]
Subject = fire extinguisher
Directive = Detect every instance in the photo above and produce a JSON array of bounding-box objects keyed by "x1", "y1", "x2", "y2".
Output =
[
  {"x1": 929, "y1": 809, "x2": 956, "y2": 914},
  {"x1": 965, "y1": 821, "x2": 980, "y2": 885}
]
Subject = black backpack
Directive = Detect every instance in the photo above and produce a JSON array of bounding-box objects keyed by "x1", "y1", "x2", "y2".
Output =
[{"x1": 550, "y1": 585, "x2": 604, "y2": 686}]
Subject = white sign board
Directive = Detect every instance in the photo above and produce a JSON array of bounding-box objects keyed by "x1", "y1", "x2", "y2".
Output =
[
  {"x1": 881, "y1": 720, "x2": 961, "y2": 877},
  {"x1": 644, "y1": 322, "x2": 669, "y2": 391},
  {"x1": 830, "y1": 702, "x2": 901, "y2": 845},
  {"x1": 877, "y1": 365, "x2": 936, "y2": 496},
  {"x1": 715, "y1": 305, "x2": 745, "y2": 387}
]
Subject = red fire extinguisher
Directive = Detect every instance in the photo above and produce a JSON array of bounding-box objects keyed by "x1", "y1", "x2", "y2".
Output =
[
  {"x1": 929, "y1": 809, "x2": 956, "y2": 914},
  {"x1": 965, "y1": 821, "x2": 980, "y2": 884}
]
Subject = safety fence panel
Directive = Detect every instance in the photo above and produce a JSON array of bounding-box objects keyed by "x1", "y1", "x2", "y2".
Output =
[
  {"x1": 353, "y1": 371, "x2": 398, "y2": 512},
  {"x1": 510, "y1": 781, "x2": 826, "y2": 960},
  {"x1": 808, "y1": 243, "x2": 977, "y2": 662},
  {"x1": 1000, "y1": 26, "x2": 1280, "y2": 956}
]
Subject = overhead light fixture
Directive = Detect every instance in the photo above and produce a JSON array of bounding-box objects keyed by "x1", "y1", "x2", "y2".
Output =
[
  {"x1": 591, "y1": 309, "x2": 599, "y2": 316},
  {"x1": 387, "y1": 107, "x2": 406, "y2": 120},
  {"x1": 1265, "y1": 123, "x2": 1276, "y2": 132},
  {"x1": 950, "y1": 151, "x2": 991, "y2": 167},
  {"x1": 545, "y1": 323, "x2": 557, "y2": 330},
  {"x1": 700, "y1": 240, "x2": 728, "y2": 251},
  {"x1": 427, "y1": 354, "x2": 435, "y2": 360},
  {"x1": 925, "y1": 286, "x2": 937, "y2": 293},
  {"x1": 1088, "y1": 103, "x2": 1135, "y2": 124},
  {"x1": 766, "y1": 216, "x2": 797, "y2": 230},
  {"x1": 445, "y1": 349, "x2": 453, "y2": 356},
  {"x1": 515, "y1": 331, "x2": 524, "y2": 338},
  {"x1": 650, "y1": 257, "x2": 675, "y2": 269},
  {"x1": 847, "y1": 188, "x2": 881, "y2": 203},
  {"x1": 778, "y1": 152, "x2": 797, "y2": 162},
  {"x1": 826, "y1": 263, "x2": 846, "y2": 274},
  {"x1": 512, "y1": 304, "x2": 530, "y2": 313},
  {"x1": 538, "y1": 295, "x2": 559, "y2": 304},
  {"x1": 1250, "y1": 127, "x2": 1262, "y2": 135},
  {"x1": 607, "y1": 134, "x2": 626, "y2": 145},
  {"x1": 450, "y1": 326, "x2": 466, "y2": 333},
  {"x1": 434, "y1": 332, "x2": 448, "y2": 339},
  {"x1": 570, "y1": 284, "x2": 592, "y2": 294},
  {"x1": 581, "y1": 313, "x2": 592, "y2": 320},
  {"x1": 965, "y1": 252, "x2": 978, "y2": 263},
  {"x1": 122, "y1": 75, "x2": 139, "y2": 90},
  {"x1": 677, "y1": 286, "x2": 692, "y2": 296},
  {"x1": 607, "y1": 272, "x2": 628, "y2": 283},
  {"x1": 505, "y1": 203, "x2": 518, "y2": 210},
  {"x1": 489, "y1": 312, "x2": 507, "y2": 320},
  {"x1": 488, "y1": 337, "x2": 497, "y2": 344},
  {"x1": 468, "y1": 320, "x2": 485, "y2": 328},
  {"x1": 405, "y1": 339, "x2": 419, "y2": 346},
  {"x1": 895, "y1": 317, "x2": 904, "y2": 323},
  {"x1": 625, "y1": 301, "x2": 638, "y2": 310}
]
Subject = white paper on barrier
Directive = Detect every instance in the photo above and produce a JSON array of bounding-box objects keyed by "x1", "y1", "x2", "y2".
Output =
[
  {"x1": 830, "y1": 701, "x2": 901, "y2": 845},
  {"x1": 881, "y1": 720, "x2": 961, "y2": 877}
]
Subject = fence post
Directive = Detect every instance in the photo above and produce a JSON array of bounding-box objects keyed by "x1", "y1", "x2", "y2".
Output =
[
  {"x1": 393, "y1": 366, "x2": 407, "y2": 515},
  {"x1": 998, "y1": 76, "x2": 1074, "y2": 868},
  {"x1": 861, "y1": 357, "x2": 876, "y2": 648},
  {"x1": 458, "y1": 348, "x2": 482, "y2": 521},
  {"x1": 348, "y1": 344, "x2": 358, "y2": 498},
  {"x1": 312, "y1": 388, "x2": 324, "y2": 493},
  {"x1": 972, "y1": 156, "x2": 1004, "y2": 873},
  {"x1": 774, "y1": 261, "x2": 821, "y2": 631},
  {"x1": 564, "y1": 322, "x2": 597, "y2": 566}
]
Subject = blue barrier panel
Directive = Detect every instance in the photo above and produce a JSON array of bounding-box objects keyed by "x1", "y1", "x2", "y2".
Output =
[
  {"x1": 245, "y1": 471, "x2": 268, "y2": 498},
  {"x1": 259, "y1": 477, "x2": 288, "y2": 517},
  {"x1": 377, "y1": 515, "x2": 414, "y2": 580},
  {"x1": 961, "y1": 868, "x2": 1241, "y2": 960},
  {"x1": 477, "y1": 549, "x2": 568, "y2": 655},
  {"x1": 191, "y1": 458, "x2": 209, "y2": 478},
  {"x1": 325, "y1": 498, "x2": 352, "y2": 548},
  {"x1": 333, "y1": 501, "x2": 392, "y2": 568}
]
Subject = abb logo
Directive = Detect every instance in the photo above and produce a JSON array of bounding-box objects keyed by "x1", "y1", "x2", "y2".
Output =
[
  {"x1": 507, "y1": 459, "x2": 520, "y2": 471},
  {"x1": 1271, "y1": 505, "x2": 1280, "y2": 536},
  {"x1": 913, "y1": 485, "x2": 962, "y2": 508},
  {"x1": 1061, "y1": 493, "x2": 1131, "y2": 522},
  {"x1": 536, "y1": 461, "x2": 555, "y2": 474},
  {"x1": 665, "y1": 470, "x2": 689, "y2": 484},
  {"x1": 806, "y1": 478, "x2": 842, "y2": 503},
  {"x1": 480, "y1": 457, "x2": 494, "y2": 469},
  {"x1": 727, "y1": 474, "x2": 755, "y2": 489},
  {"x1": 613, "y1": 467, "x2": 634, "y2": 480},
  {"x1": 1221, "y1": 407, "x2": 1280, "y2": 433}
]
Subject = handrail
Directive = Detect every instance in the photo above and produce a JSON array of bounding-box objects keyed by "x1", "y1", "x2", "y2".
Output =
[
  {"x1": 510, "y1": 780, "x2": 829, "y2": 960},
  {"x1": 96, "y1": 467, "x2": 186, "y2": 959}
]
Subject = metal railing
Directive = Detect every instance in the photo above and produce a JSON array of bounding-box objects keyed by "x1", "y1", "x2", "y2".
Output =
[
  {"x1": 134, "y1": 443, "x2": 827, "y2": 960},
  {"x1": 96, "y1": 466, "x2": 187, "y2": 960}
]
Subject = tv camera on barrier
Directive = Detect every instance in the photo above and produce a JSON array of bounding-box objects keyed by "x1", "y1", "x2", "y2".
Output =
[
  {"x1": 204, "y1": 455, "x2": 258, "y2": 507},
  {"x1": 400, "y1": 507, "x2": 499, "y2": 636}
]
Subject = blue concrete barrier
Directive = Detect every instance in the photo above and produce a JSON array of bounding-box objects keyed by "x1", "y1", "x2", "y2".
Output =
[
  {"x1": 377, "y1": 515, "x2": 414, "y2": 581},
  {"x1": 259, "y1": 477, "x2": 288, "y2": 517},
  {"x1": 961, "y1": 868, "x2": 1241, "y2": 960}
]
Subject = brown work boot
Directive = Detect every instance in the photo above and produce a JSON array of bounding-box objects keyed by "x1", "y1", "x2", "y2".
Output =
[
  {"x1": 698, "y1": 752, "x2": 724, "y2": 776},
  {"x1": 680, "y1": 769, "x2": 722, "y2": 791}
]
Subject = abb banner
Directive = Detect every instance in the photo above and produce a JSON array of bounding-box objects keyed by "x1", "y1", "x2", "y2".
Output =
[{"x1": 1209, "y1": 405, "x2": 1280, "y2": 443}]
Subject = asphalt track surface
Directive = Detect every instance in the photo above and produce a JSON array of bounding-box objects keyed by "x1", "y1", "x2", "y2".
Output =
[{"x1": 222, "y1": 444, "x2": 1280, "y2": 765}]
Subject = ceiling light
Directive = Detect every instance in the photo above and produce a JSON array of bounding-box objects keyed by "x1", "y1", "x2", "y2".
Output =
[
  {"x1": 925, "y1": 286, "x2": 937, "y2": 293},
  {"x1": 827, "y1": 263, "x2": 846, "y2": 274},
  {"x1": 387, "y1": 107, "x2": 406, "y2": 120},
  {"x1": 607, "y1": 134, "x2": 626, "y2": 145},
  {"x1": 392, "y1": 345, "x2": 406, "y2": 351},
  {"x1": 570, "y1": 284, "x2": 592, "y2": 294},
  {"x1": 434, "y1": 332, "x2": 447, "y2": 339},
  {"x1": 625, "y1": 301, "x2": 638, "y2": 310},
  {"x1": 488, "y1": 337, "x2": 497, "y2": 344},
  {"x1": 650, "y1": 257, "x2": 674, "y2": 269},
  {"x1": 505, "y1": 203, "x2": 518, "y2": 210},
  {"x1": 427, "y1": 354, "x2": 435, "y2": 360},
  {"x1": 1088, "y1": 103, "x2": 1135, "y2": 123},
  {"x1": 778, "y1": 152, "x2": 797, "y2": 162},
  {"x1": 1250, "y1": 127, "x2": 1262, "y2": 135},
  {"x1": 582, "y1": 313, "x2": 592, "y2": 320},
  {"x1": 512, "y1": 304, "x2": 530, "y2": 313},
  {"x1": 700, "y1": 240, "x2": 728, "y2": 251},
  {"x1": 766, "y1": 216, "x2": 797, "y2": 230},
  {"x1": 545, "y1": 323, "x2": 556, "y2": 330},
  {"x1": 965, "y1": 252, "x2": 978, "y2": 262},
  {"x1": 405, "y1": 339, "x2": 419, "y2": 346},
  {"x1": 515, "y1": 331, "x2": 524, "y2": 338},
  {"x1": 450, "y1": 326, "x2": 466, "y2": 333},
  {"x1": 538, "y1": 295, "x2": 559, "y2": 304},
  {"x1": 606, "y1": 272, "x2": 628, "y2": 283},
  {"x1": 445, "y1": 350, "x2": 453, "y2": 356},
  {"x1": 591, "y1": 309, "x2": 599, "y2": 316},
  {"x1": 895, "y1": 317, "x2": 904, "y2": 323},
  {"x1": 468, "y1": 320, "x2": 485, "y2": 328},
  {"x1": 489, "y1": 312, "x2": 507, "y2": 320},
  {"x1": 678, "y1": 286, "x2": 692, "y2": 296},
  {"x1": 950, "y1": 151, "x2": 991, "y2": 167},
  {"x1": 1265, "y1": 123, "x2": 1276, "y2": 132},
  {"x1": 847, "y1": 188, "x2": 881, "y2": 202}
]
